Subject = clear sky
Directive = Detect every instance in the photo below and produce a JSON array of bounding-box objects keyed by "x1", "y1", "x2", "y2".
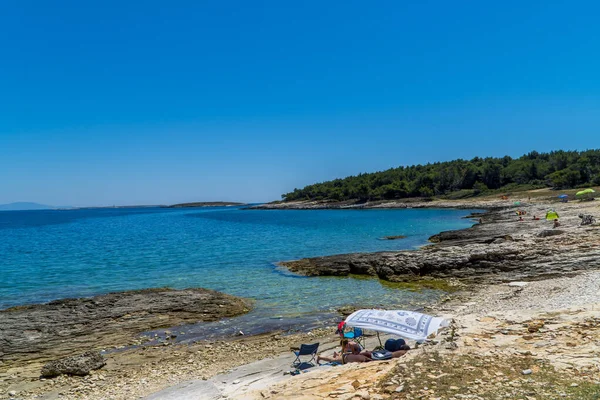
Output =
[{"x1": 1, "y1": 0, "x2": 599, "y2": 206}]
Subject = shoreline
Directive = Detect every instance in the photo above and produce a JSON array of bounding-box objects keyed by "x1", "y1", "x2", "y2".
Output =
[
  {"x1": 277, "y1": 196, "x2": 599, "y2": 284},
  {"x1": 3, "y1": 194, "x2": 600, "y2": 399},
  {"x1": 247, "y1": 197, "x2": 509, "y2": 210}
]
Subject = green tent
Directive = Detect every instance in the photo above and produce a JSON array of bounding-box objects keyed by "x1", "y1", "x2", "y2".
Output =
[{"x1": 545, "y1": 210, "x2": 559, "y2": 220}]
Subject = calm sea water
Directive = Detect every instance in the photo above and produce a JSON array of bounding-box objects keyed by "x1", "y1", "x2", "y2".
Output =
[{"x1": 0, "y1": 206, "x2": 476, "y2": 336}]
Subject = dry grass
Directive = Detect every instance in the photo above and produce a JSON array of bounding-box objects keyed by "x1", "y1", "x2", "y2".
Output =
[{"x1": 377, "y1": 351, "x2": 600, "y2": 399}]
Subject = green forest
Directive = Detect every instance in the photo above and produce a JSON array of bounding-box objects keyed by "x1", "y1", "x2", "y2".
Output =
[{"x1": 282, "y1": 149, "x2": 600, "y2": 202}]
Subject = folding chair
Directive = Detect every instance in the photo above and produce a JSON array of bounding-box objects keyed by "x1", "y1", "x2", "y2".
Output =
[
  {"x1": 291, "y1": 343, "x2": 319, "y2": 368},
  {"x1": 343, "y1": 327, "x2": 366, "y2": 349}
]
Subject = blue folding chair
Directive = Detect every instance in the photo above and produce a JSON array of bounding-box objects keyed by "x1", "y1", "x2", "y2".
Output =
[
  {"x1": 343, "y1": 327, "x2": 365, "y2": 348},
  {"x1": 291, "y1": 343, "x2": 319, "y2": 368}
]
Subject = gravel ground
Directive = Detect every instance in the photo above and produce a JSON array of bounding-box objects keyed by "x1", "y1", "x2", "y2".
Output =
[{"x1": 453, "y1": 270, "x2": 600, "y2": 317}]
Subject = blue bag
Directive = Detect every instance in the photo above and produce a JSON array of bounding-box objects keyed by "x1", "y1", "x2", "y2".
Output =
[{"x1": 384, "y1": 338, "x2": 406, "y2": 352}]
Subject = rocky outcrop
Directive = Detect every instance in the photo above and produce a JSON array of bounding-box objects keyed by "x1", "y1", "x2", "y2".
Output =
[
  {"x1": 280, "y1": 205, "x2": 600, "y2": 284},
  {"x1": 0, "y1": 288, "x2": 252, "y2": 363},
  {"x1": 537, "y1": 229, "x2": 564, "y2": 237},
  {"x1": 40, "y1": 351, "x2": 106, "y2": 378}
]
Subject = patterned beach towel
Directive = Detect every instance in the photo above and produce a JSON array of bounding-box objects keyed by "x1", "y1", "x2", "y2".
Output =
[{"x1": 344, "y1": 309, "x2": 449, "y2": 343}]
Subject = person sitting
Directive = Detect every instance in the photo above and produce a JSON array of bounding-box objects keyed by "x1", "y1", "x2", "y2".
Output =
[
  {"x1": 348, "y1": 340, "x2": 373, "y2": 357},
  {"x1": 316, "y1": 339, "x2": 371, "y2": 364},
  {"x1": 518, "y1": 216, "x2": 524, "y2": 221},
  {"x1": 579, "y1": 214, "x2": 595, "y2": 226},
  {"x1": 553, "y1": 219, "x2": 561, "y2": 228},
  {"x1": 336, "y1": 339, "x2": 372, "y2": 357},
  {"x1": 532, "y1": 215, "x2": 540, "y2": 220}
]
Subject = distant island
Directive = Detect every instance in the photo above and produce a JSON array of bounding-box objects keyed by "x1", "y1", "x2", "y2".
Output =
[
  {"x1": 0, "y1": 202, "x2": 246, "y2": 211},
  {"x1": 0, "y1": 202, "x2": 58, "y2": 211},
  {"x1": 281, "y1": 149, "x2": 600, "y2": 202},
  {"x1": 167, "y1": 201, "x2": 245, "y2": 208}
]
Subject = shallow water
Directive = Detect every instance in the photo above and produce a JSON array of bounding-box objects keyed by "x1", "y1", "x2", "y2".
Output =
[{"x1": 0, "y1": 206, "x2": 477, "y2": 332}]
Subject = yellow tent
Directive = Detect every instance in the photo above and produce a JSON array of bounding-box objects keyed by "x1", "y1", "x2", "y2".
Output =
[
  {"x1": 576, "y1": 188, "x2": 595, "y2": 196},
  {"x1": 576, "y1": 189, "x2": 595, "y2": 200},
  {"x1": 545, "y1": 210, "x2": 559, "y2": 220}
]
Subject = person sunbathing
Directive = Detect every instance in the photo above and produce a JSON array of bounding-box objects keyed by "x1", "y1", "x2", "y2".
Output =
[
  {"x1": 316, "y1": 339, "x2": 371, "y2": 364},
  {"x1": 383, "y1": 339, "x2": 411, "y2": 359},
  {"x1": 391, "y1": 345, "x2": 410, "y2": 358}
]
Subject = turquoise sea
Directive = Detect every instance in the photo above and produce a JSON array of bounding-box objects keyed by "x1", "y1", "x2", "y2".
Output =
[{"x1": 0, "y1": 206, "x2": 476, "y2": 337}]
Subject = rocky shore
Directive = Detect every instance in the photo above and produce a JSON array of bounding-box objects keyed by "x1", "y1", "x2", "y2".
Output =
[
  {"x1": 249, "y1": 198, "x2": 509, "y2": 210},
  {"x1": 279, "y1": 199, "x2": 600, "y2": 284},
  {"x1": 256, "y1": 271, "x2": 600, "y2": 400},
  {"x1": 3, "y1": 192, "x2": 600, "y2": 399},
  {"x1": 0, "y1": 288, "x2": 251, "y2": 365}
]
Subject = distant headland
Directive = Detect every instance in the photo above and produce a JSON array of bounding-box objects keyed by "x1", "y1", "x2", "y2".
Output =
[
  {"x1": 166, "y1": 201, "x2": 246, "y2": 208},
  {"x1": 279, "y1": 149, "x2": 600, "y2": 204}
]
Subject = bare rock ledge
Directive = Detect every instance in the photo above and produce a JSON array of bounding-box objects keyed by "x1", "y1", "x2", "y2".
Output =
[
  {"x1": 279, "y1": 207, "x2": 600, "y2": 283},
  {"x1": 0, "y1": 288, "x2": 252, "y2": 364}
]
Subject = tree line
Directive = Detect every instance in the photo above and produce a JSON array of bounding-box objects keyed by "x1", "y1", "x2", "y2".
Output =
[{"x1": 282, "y1": 149, "x2": 600, "y2": 202}]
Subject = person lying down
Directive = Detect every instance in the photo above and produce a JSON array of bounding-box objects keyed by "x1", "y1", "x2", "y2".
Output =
[{"x1": 316, "y1": 339, "x2": 410, "y2": 364}]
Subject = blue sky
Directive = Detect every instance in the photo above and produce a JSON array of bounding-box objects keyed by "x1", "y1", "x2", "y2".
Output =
[{"x1": 1, "y1": 0, "x2": 599, "y2": 206}]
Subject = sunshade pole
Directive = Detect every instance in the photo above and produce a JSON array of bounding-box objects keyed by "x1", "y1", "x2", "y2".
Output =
[{"x1": 375, "y1": 331, "x2": 383, "y2": 350}]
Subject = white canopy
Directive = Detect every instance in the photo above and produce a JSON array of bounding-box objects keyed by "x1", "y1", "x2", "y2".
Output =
[{"x1": 345, "y1": 309, "x2": 449, "y2": 343}]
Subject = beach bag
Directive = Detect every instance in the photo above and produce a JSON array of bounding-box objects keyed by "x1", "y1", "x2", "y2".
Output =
[
  {"x1": 371, "y1": 349, "x2": 393, "y2": 360},
  {"x1": 384, "y1": 338, "x2": 406, "y2": 352}
]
